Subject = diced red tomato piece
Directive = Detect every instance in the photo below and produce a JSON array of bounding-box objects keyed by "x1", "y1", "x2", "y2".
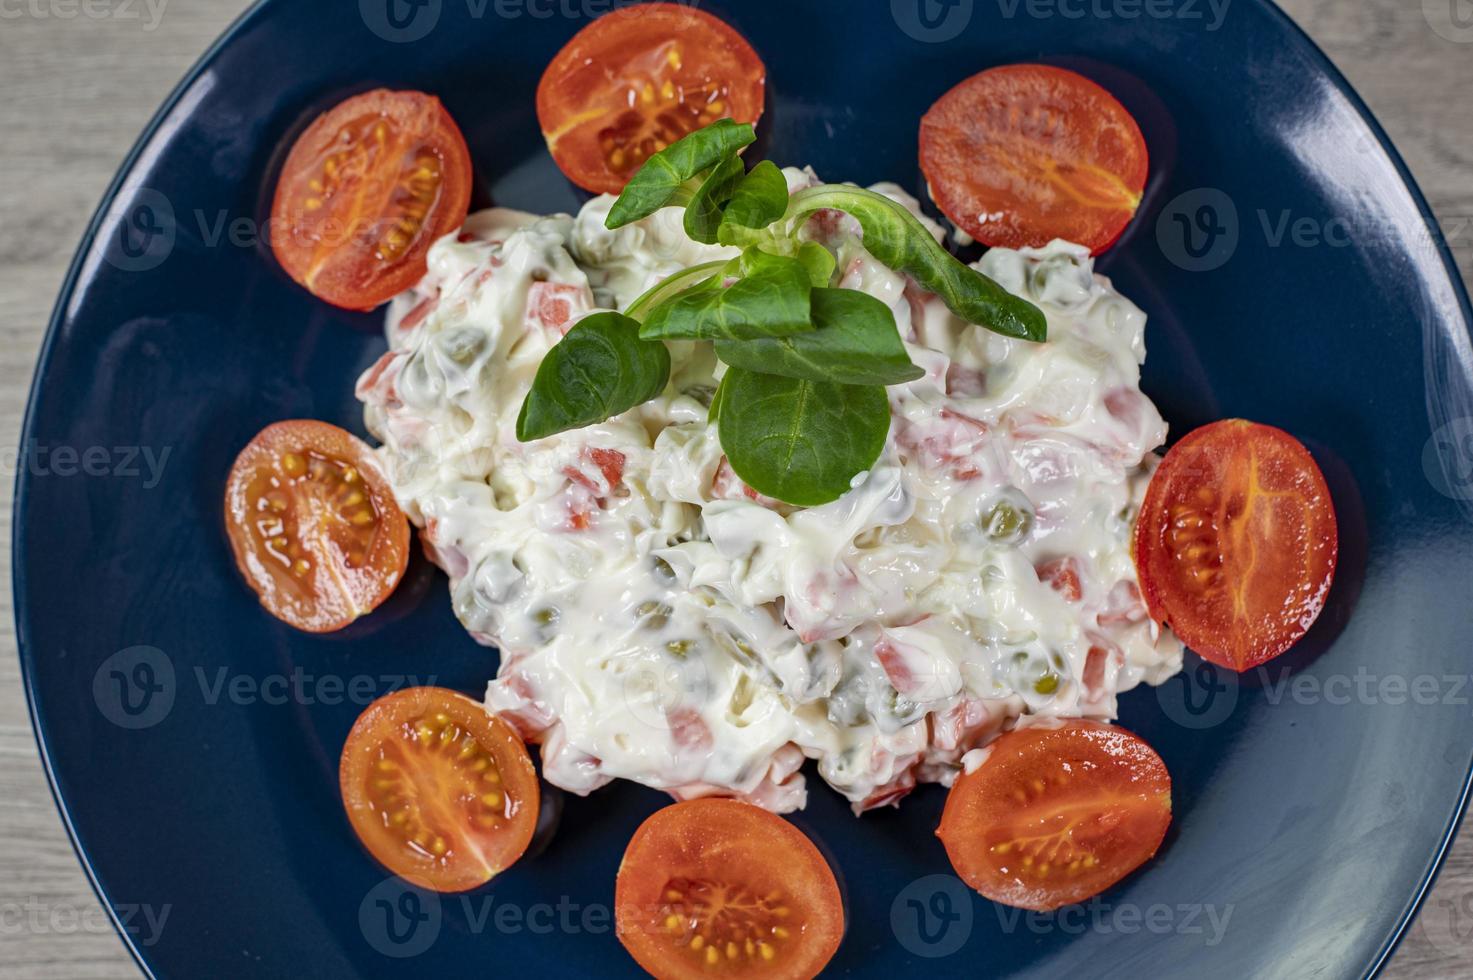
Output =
[{"x1": 1037, "y1": 557, "x2": 1083, "y2": 602}]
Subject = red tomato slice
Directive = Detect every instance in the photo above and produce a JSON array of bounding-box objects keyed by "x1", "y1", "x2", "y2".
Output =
[
  {"x1": 537, "y1": 3, "x2": 766, "y2": 194},
  {"x1": 919, "y1": 64, "x2": 1148, "y2": 254},
  {"x1": 615, "y1": 799, "x2": 843, "y2": 980},
  {"x1": 1133, "y1": 419, "x2": 1338, "y2": 671},
  {"x1": 224, "y1": 420, "x2": 409, "y2": 632},
  {"x1": 340, "y1": 687, "x2": 539, "y2": 892},
  {"x1": 937, "y1": 721, "x2": 1171, "y2": 912},
  {"x1": 270, "y1": 89, "x2": 472, "y2": 310}
]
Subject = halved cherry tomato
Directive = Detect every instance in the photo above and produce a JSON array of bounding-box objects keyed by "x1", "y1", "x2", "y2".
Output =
[
  {"x1": 537, "y1": 3, "x2": 766, "y2": 194},
  {"x1": 224, "y1": 420, "x2": 409, "y2": 632},
  {"x1": 615, "y1": 798, "x2": 843, "y2": 980},
  {"x1": 340, "y1": 687, "x2": 539, "y2": 892},
  {"x1": 270, "y1": 89, "x2": 472, "y2": 310},
  {"x1": 937, "y1": 721, "x2": 1171, "y2": 912},
  {"x1": 1133, "y1": 419, "x2": 1338, "y2": 671},
  {"x1": 919, "y1": 64, "x2": 1148, "y2": 254}
]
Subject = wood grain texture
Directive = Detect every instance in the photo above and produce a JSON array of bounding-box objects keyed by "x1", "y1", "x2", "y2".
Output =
[{"x1": 0, "y1": 0, "x2": 1469, "y2": 977}]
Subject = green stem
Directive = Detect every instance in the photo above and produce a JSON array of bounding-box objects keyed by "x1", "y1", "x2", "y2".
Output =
[
  {"x1": 784, "y1": 185, "x2": 1047, "y2": 343},
  {"x1": 624, "y1": 260, "x2": 728, "y2": 321},
  {"x1": 785, "y1": 184, "x2": 895, "y2": 223}
]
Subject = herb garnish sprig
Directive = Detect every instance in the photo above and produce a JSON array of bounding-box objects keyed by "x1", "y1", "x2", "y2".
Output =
[{"x1": 517, "y1": 119, "x2": 1046, "y2": 506}]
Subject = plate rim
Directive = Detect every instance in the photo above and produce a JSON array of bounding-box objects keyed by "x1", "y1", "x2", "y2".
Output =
[
  {"x1": 12, "y1": 1, "x2": 1473, "y2": 977},
  {"x1": 12, "y1": 3, "x2": 276, "y2": 975}
]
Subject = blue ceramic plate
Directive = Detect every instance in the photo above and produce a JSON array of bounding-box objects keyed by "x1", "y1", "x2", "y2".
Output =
[{"x1": 17, "y1": 0, "x2": 1473, "y2": 976}]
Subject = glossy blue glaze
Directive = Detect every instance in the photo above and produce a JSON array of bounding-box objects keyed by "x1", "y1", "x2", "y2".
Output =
[{"x1": 15, "y1": 1, "x2": 1473, "y2": 977}]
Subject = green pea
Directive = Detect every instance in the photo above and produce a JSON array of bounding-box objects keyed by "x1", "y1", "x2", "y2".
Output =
[
  {"x1": 1010, "y1": 647, "x2": 1062, "y2": 700},
  {"x1": 636, "y1": 601, "x2": 671, "y2": 630},
  {"x1": 438, "y1": 327, "x2": 486, "y2": 365},
  {"x1": 651, "y1": 556, "x2": 678, "y2": 585},
  {"x1": 530, "y1": 606, "x2": 559, "y2": 644},
  {"x1": 983, "y1": 497, "x2": 1034, "y2": 544},
  {"x1": 885, "y1": 688, "x2": 925, "y2": 726}
]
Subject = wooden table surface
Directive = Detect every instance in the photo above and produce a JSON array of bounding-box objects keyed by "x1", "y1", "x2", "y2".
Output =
[{"x1": 1, "y1": 1, "x2": 1470, "y2": 977}]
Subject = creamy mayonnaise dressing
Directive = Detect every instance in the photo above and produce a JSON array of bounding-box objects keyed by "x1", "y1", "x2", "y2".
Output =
[{"x1": 357, "y1": 168, "x2": 1182, "y2": 814}]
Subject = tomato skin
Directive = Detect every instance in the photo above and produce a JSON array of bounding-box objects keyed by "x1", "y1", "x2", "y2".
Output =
[
  {"x1": 224, "y1": 420, "x2": 409, "y2": 632},
  {"x1": 615, "y1": 798, "x2": 843, "y2": 980},
  {"x1": 1133, "y1": 419, "x2": 1338, "y2": 672},
  {"x1": 537, "y1": 3, "x2": 766, "y2": 194},
  {"x1": 920, "y1": 64, "x2": 1148, "y2": 254},
  {"x1": 340, "y1": 687, "x2": 539, "y2": 893},
  {"x1": 270, "y1": 89, "x2": 472, "y2": 310},
  {"x1": 938, "y1": 721, "x2": 1171, "y2": 912}
]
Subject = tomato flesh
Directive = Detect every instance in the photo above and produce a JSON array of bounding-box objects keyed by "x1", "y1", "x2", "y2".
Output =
[
  {"x1": 537, "y1": 3, "x2": 766, "y2": 194},
  {"x1": 938, "y1": 721, "x2": 1171, "y2": 912},
  {"x1": 270, "y1": 89, "x2": 472, "y2": 310},
  {"x1": 1037, "y1": 556, "x2": 1083, "y2": 602},
  {"x1": 224, "y1": 420, "x2": 409, "y2": 632},
  {"x1": 340, "y1": 687, "x2": 539, "y2": 892},
  {"x1": 1133, "y1": 419, "x2": 1338, "y2": 671},
  {"x1": 920, "y1": 64, "x2": 1148, "y2": 254},
  {"x1": 615, "y1": 798, "x2": 842, "y2": 980}
]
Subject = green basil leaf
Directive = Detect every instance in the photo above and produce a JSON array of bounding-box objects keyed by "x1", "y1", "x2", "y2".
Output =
[
  {"x1": 683, "y1": 155, "x2": 746, "y2": 245},
  {"x1": 516, "y1": 312, "x2": 670, "y2": 442},
  {"x1": 605, "y1": 119, "x2": 756, "y2": 229},
  {"x1": 714, "y1": 287, "x2": 924, "y2": 386},
  {"x1": 788, "y1": 186, "x2": 1047, "y2": 342},
  {"x1": 717, "y1": 161, "x2": 790, "y2": 244},
  {"x1": 639, "y1": 251, "x2": 813, "y2": 341},
  {"x1": 716, "y1": 368, "x2": 890, "y2": 507},
  {"x1": 796, "y1": 241, "x2": 837, "y2": 287},
  {"x1": 735, "y1": 246, "x2": 799, "y2": 278}
]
